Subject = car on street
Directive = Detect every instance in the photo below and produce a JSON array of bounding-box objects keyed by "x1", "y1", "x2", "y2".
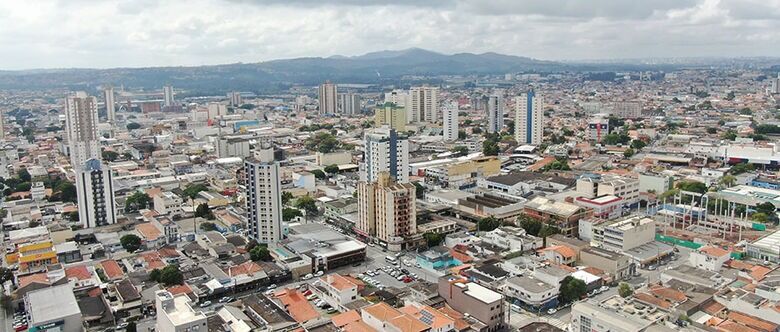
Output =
[
  {"x1": 315, "y1": 271, "x2": 324, "y2": 277},
  {"x1": 547, "y1": 308, "x2": 557, "y2": 314},
  {"x1": 219, "y1": 296, "x2": 234, "y2": 303},
  {"x1": 199, "y1": 301, "x2": 212, "y2": 308},
  {"x1": 302, "y1": 274, "x2": 313, "y2": 280}
]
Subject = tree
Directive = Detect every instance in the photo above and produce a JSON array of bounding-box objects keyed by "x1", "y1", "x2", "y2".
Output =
[
  {"x1": 539, "y1": 225, "x2": 561, "y2": 238},
  {"x1": 295, "y1": 195, "x2": 318, "y2": 216},
  {"x1": 559, "y1": 276, "x2": 587, "y2": 303},
  {"x1": 738, "y1": 107, "x2": 753, "y2": 115},
  {"x1": 519, "y1": 216, "x2": 542, "y2": 236},
  {"x1": 482, "y1": 139, "x2": 499, "y2": 156},
  {"x1": 283, "y1": 208, "x2": 303, "y2": 221},
  {"x1": 451, "y1": 146, "x2": 469, "y2": 156},
  {"x1": 102, "y1": 150, "x2": 120, "y2": 162},
  {"x1": 183, "y1": 183, "x2": 208, "y2": 199},
  {"x1": 706, "y1": 127, "x2": 717, "y2": 134},
  {"x1": 0, "y1": 267, "x2": 13, "y2": 284},
  {"x1": 630, "y1": 140, "x2": 646, "y2": 150},
  {"x1": 730, "y1": 163, "x2": 755, "y2": 175},
  {"x1": 282, "y1": 191, "x2": 294, "y2": 205},
  {"x1": 195, "y1": 203, "x2": 214, "y2": 219},
  {"x1": 18, "y1": 168, "x2": 31, "y2": 182},
  {"x1": 28, "y1": 221, "x2": 40, "y2": 228},
  {"x1": 126, "y1": 122, "x2": 142, "y2": 130},
  {"x1": 54, "y1": 182, "x2": 77, "y2": 202},
  {"x1": 126, "y1": 322, "x2": 137, "y2": 332},
  {"x1": 603, "y1": 133, "x2": 631, "y2": 145},
  {"x1": 125, "y1": 192, "x2": 152, "y2": 213},
  {"x1": 149, "y1": 268, "x2": 161, "y2": 282},
  {"x1": 722, "y1": 130, "x2": 737, "y2": 141},
  {"x1": 541, "y1": 159, "x2": 571, "y2": 172},
  {"x1": 623, "y1": 148, "x2": 635, "y2": 158},
  {"x1": 250, "y1": 245, "x2": 272, "y2": 262},
  {"x1": 477, "y1": 216, "x2": 501, "y2": 232},
  {"x1": 458, "y1": 130, "x2": 467, "y2": 140},
  {"x1": 676, "y1": 181, "x2": 706, "y2": 194},
  {"x1": 158, "y1": 265, "x2": 183, "y2": 286},
  {"x1": 67, "y1": 211, "x2": 79, "y2": 222},
  {"x1": 719, "y1": 175, "x2": 737, "y2": 188},
  {"x1": 618, "y1": 282, "x2": 633, "y2": 298},
  {"x1": 199, "y1": 221, "x2": 217, "y2": 232},
  {"x1": 311, "y1": 169, "x2": 327, "y2": 179},
  {"x1": 755, "y1": 202, "x2": 777, "y2": 215},
  {"x1": 324, "y1": 164, "x2": 340, "y2": 174},
  {"x1": 120, "y1": 234, "x2": 142, "y2": 252},
  {"x1": 305, "y1": 132, "x2": 341, "y2": 153},
  {"x1": 423, "y1": 233, "x2": 445, "y2": 247},
  {"x1": 413, "y1": 182, "x2": 425, "y2": 199},
  {"x1": 751, "y1": 212, "x2": 769, "y2": 223}
]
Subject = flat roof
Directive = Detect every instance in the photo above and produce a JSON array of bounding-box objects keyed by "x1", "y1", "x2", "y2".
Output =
[
  {"x1": 462, "y1": 282, "x2": 502, "y2": 304},
  {"x1": 27, "y1": 284, "x2": 81, "y2": 324}
]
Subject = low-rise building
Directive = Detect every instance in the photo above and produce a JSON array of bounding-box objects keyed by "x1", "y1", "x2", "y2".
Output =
[
  {"x1": 503, "y1": 275, "x2": 558, "y2": 310},
  {"x1": 523, "y1": 197, "x2": 591, "y2": 236},
  {"x1": 579, "y1": 247, "x2": 633, "y2": 282},
  {"x1": 155, "y1": 290, "x2": 208, "y2": 332},
  {"x1": 24, "y1": 284, "x2": 83, "y2": 332},
  {"x1": 481, "y1": 227, "x2": 542, "y2": 252},
  {"x1": 312, "y1": 274, "x2": 360, "y2": 311},
  {"x1": 689, "y1": 245, "x2": 730, "y2": 272},
  {"x1": 592, "y1": 216, "x2": 655, "y2": 253},
  {"x1": 437, "y1": 276, "x2": 506, "y2": 331}
]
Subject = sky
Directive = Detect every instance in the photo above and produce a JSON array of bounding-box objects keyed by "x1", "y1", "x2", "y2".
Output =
[{"x1": 1, "y1": 0, "x2": 779, "y2": 70}]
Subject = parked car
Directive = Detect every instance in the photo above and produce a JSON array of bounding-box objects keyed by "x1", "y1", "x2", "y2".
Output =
[
  {"x1": 219, "y1": 297, "x2": 234, "y2": 303},
  {"x1": 547, "y1": 308, "x2": 557, "y2": 315},
  {"x1": 303, "y1": 274, "x2": 313, "y2": 280},
  {"x1": 315, "y1": 271, "x2": 324, "y2": 277},
  {"x1": 199, "y1": 301, "x2": 212, "y2": 308},
  {"x1": 267, "y1": 284, "x2": 277, "y2": 290}
]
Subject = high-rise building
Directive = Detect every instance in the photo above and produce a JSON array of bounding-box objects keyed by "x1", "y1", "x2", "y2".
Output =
[
  {"x1": 357, "y1": 172, "x2": 416, "y2": 250},
  {"x1": 384, "y1": 90, "x2": 411, "y2": 123},
  {"x1": 487, "y1": 94, "x2": 504, "y2": 134},
  {"x1": 338, "y1": 93, "x2": 361, "y2": 115},
  {"x1": 104, "y1": 86, "x2": 116, "y2": 124},
  {"x1": 0, "y1": 109, "x2": 5, "y2": 140},
  {"x1": 361, "y1": 126, "x2": 409, "y2": 184},
  {"x1": 410, "y1": 86, "x2": 439, "y2": 123},
  {"x1": 587, "y1": 115, "x2": 610, "y2": 142},
  {"x1": 770, "y1": 73, "x2": 780, "y2": 94},
  {"x1": 244, "y1": 143, "x2": 283, "y2": 244},
  {"x1": 227, "y1": 91, "x2": 243, "y2": 107},
  {"x1": 163, "y1": 85, "x2": 175, "y2": 107},
  {"x1": 374, "y1": 103, "x2": 406, "y2": 131},
  {"x1": 515, "y1": 91, "x2": 544, "y2": 145},
  {"x1": 65, "y1": 91, "x2": 116, "y2": 228},
  {"x1": 442, "y1": 105, "x2": 458, "y2": 141},
  {"x1": 318, "y1": 81, "x2": 338, "y2": 115}
]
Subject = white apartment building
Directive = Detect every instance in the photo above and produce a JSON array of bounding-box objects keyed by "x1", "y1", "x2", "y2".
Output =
[
  {"x1": 319, "y1": 81, "x2": 338, "y2": 115},
  {"x1": 155, "y1": 290, "x2": 208, "y2": 332},
  {"x1": 65, "y1": 91, "x2": 101, "y2": 167},
  {"x1": 207, "y1": 103, "x2": 228, "y2": 119},
  {"x1": 163, "y1": 85, "x2": 175, "y2": 107},
  {"x1": 576, "y1": 174, "x2": 639, "y2": 206},
  {"x1": 587, "y1": 115, "x2": 609, "y2": 142},
  {"x1": 410, "y1": 86, "x2": 439, "y2": 123},
  {"x1": 361, "y1": 126, "x2": 409, "y2": 183},
  {"x1": 104, "y1": 86, "x2": 116, "y2": 123},
  {"x1": 487, "y1": 94, "x2": 504, "y2": 133},
  {"x1": 312, "y1": 274, "x2": 359, "y2": 311},
  {"x1": 244, "y1": 144, "x2": 283, "y2": 244},
  {"x1": 338, "y1": 92, "x2": 361, "y2": 115},
  {"x1": 594, "y1": 216, "x2": 655, "y2": 252},
  {"x1": 515, "y1": 91, "x2": 544, "y2": 145},
  {"x1": 216, "y1": 135, "x2": 251, "y2": 158},
  {"x1": 227, "y1": 91, "x2": 242, "y2": 106},
  {"x1": 154, "y1": 191, "x2": 184, "y2": 218},
  {"x1": 442, "y1": 105, "x2": 458, "y2": 141}
]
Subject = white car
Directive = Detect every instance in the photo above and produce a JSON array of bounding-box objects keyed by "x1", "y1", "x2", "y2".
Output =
[
  {"x1": 303, "y1": 274, "x2": 313, "y2": 280},
  {"x1": 199, "y1": 301, "x2": 212, "y2": 308},
  {"x1": 547, "y1": 308, "x2": 557, "y2": 315},
  {"x1": 315, "y1": 271, "x2": 324, "y2": 277},
  {"x1": 599, "y1": 285, "x2": 609, "y2": 292}
]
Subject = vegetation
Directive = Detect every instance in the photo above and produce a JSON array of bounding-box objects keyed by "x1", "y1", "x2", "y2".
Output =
[
  {"x1": 722, "y1": 130, "x2": 737, "y2": 141},
  {"x1": 730, "y1": 163, "x2": 754, "y2": 175},
  {"x1": 282, "y1": 191, "x2": 294, "y2": 205},
  {"x1": 755, "y1": 124, "x2": 780, "y2": 135},
  {"x1": 482, "y1": 139, "x2": 500, "y2": 156},
  {"x1": 149, "y1": 265, "x2": 183, "y2": 286},
  {"x1": 102, "y1": 150, "x2": 120, "y2": 162},
  {"x1": 451, "y1": 146, "x2": 469, "y2": 156},
  {"x1": 324, "y1": 164, "x2": 340, "y2": 174},
  {"x1": 559, "y1": 276, "x2": 587, "y2": 303},
  {"x1": 618, "y1": 282, "x2": 633, "y2": 298},
  {"x1": 477, "y1": 216, "x2": 501, "y2": 232},
  {"x1": 630, "y1": 139, "x2": 646, "y2": 150},
  {"x1": 676, "y1": 180, "x2": 707, "y2": 194},
  {"x1": 311, "y1": 169, "x2": 327, "y2": 179},
  {"x1": 195, "y1": 203, "x2": 214, "y2": 220},
  {"x1": 413, "y1": 182, "x2": 425, "y2": 199},
  {"x1": 458, "y1": 130, "x2": 467, "y2": 140},
  {"x1": 603, "y1": 132, "x2": 631, "y2": 145},
  {"x1": 541, "y1": 158, "x2": 571, "y2": 172},
  {"x1": 250, "y1": 244, "x2": 272, "y2": 262},
  {"x1": 283, "y1": 207, "x2": 303, "y2": 221},
  {"x1": 305, "y1": 132, "x2": 341, "y2": 153},
  {"x1": 183, "y1": 183, "x2": 208, "y2": 199},
  {"x1": 623, "y1": 148, "x2": 635, "y2": 158},
  {"x1": 199, "y1": 222, "x2": 217, "y2": 232},
  {"x1": 126, "y1": 122, "x2": 142, "y2": 130},
  {"x1": 120, "y1": 234, "x2": 142, "y2": 252},
  {"x1": 423, "y1": 233, "x2": 445, "y2": 247},
  {"x1": 124, "y1": 192, "x2": 152, "y2": 213},
  {"x1": 706, "y1": 127, "x2": 717, "y2": 134},
  {"x1": 294, "y1": 195, "x2": 318, "y2": 216}
]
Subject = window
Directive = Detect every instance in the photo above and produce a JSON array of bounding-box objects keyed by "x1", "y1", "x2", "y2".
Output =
[{"x1": 580, "y1": 316, "x2": 591, "y2": 332}]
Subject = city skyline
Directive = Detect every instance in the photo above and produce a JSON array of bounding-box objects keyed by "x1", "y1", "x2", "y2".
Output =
[{"x1": 1, "y1": 0, "x2": 780, "y2": 70}]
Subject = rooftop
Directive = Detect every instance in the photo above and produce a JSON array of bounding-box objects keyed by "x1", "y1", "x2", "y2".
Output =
[{"x1": 27, "y1": 284, "x2": 81, "y2": 324}]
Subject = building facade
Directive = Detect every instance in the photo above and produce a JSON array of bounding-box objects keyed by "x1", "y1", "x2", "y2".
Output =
[
  {"x1": 487, "y1": 94, "x2": 504, "y2": 134},
  {"x1": 361, "y1": 126, "x2": 409, "y2": 183},
  {"x1": 374, "y1": 102, "x2": 407, "y2": 131},
  {"x1": 244, "y1": 144, "x2": 283, "y2": 243},
  {"x1": 357, "y1": 173, "x2": 417, "y2": 251},
  {"x1": 515, "y1": 91, "x2": 544, "y2": 145},
  {"x1": 318, "y1": 81, "x2": 338, "y2": 115},
  {"x1": 410, "y1": 86, "x2": 439, "y2": 123}
]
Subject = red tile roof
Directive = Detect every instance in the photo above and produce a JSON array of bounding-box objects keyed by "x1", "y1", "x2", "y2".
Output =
[
  {"x1": 276, "y1": 289, "x2": 320, "y2": 323},
  {"x1": 65, "y1": 265, "x2": 92, "y2": 281},
  {"x1": 100, "y1": 260, "x2": 124, "y2": 280}
]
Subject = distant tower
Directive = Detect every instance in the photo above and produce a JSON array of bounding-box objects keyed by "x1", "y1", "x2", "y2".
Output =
[
  {"x1": 0, "y1": 108, "x2": 5, "y2": 140},
  {"x1": 443, "y1": 105, "x2": 458, "y2": 142},
  {"x1": 515, "y1": 91, "x2": 544, "y2": 145},
  {"x1": 244, "y1": 142, "x2": 282, "y2": 243},
  {"x1": 338, "y1": 93, "x2": 361, "y2": 115},
  {"x1": 228, "y1": 91, "x2": 242, "y2": 107},
  {"x1": 487, "y1": 94, "x2": 504, "y2": 134},
  {"x1": 318, "y1": 81, "x2": 338, "y2": 115},
  {"x1": 410, "y1": 86, "x2": 439, "y2": 123},
  {"x1": 771, "y1": 73, "x2": 780, "y2": 94},
  {"x1": 360, "y1": 126, "x2": 409, "y2": 183},
  {"x1": 163, "y1": 85, "x2": 175, "y2": 107},
  {"x1": 104, "y1": 86, "x2": 116, "y2": 123},
  {"x1": 65, "y1": 92, "x2": 116, "y2": 228}
]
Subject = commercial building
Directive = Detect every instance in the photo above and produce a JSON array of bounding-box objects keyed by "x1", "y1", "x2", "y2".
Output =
[
  {"x1": 438, "y1": 276, "x2": 506, "y2": 331},
  {"x1": 338, "y1": 92, "x2": 361, "y2": 115},
  {"x1": 689, "y1": 245, "x2": 730, "y2": 272},
  {"x1": 747, "y1": 229, "x2": 780, "y2": 263},
  {"x1": 410, "y1": 86, "x2": 439, "y2": 123},
  {"x1": 424, "y1": 156, "x2": 500, "y2": 190},
  {"x1": 574, "y1": 195, "x2": 623, "y2": 220},
  {"x1": 571, "y1": 301, "x2": 655, "y2": 332},
  {"x1": 24, "y1": 284, "x2": 83, "y2": 332},
  {"x1": 104, "y1": 85, "x2": 116, "y2": 123},
  {"x1": 587, "y1": 115, "x2": 609, "y2": 142},
  {"x1": 443, "y1": 105, "x2": 458, "y2": 141},
  {"x1": 216, "y1": 135, "x2": 252, "y2": 158},
  {"x1": 244, "y1": 143, "x2": 283, "y2": 243},
  {"x1": 311, "y1": 274, "x2": 360, "y2": 311},
  {"x1": 515, "y1": 91, "x2": 544, "y2": 145},
  {"x1": 638, "y1": 173, "x2": 673, "y2": 194},
  {"x1": 504, "y1": 275, "x2": 558, "y2": 310},
  {"x1": 579, "y1": 247, "x2": 633, "y2": 282},
  {"x1": 155, "y1": 290, "x2": 208, "y2": 332},
  {"x1": 523, "y1": 197, "x2": 591, "y2": 236},
  {"x1": 576, "y1": 174, "x2": 639, "y2": 207},
  {"x1": 455, "y1": 193, "x2": 526, "y2": 223},
  {"x1": 486, "y1": 94, "x2": 503, "y2": 133},
  {"x1": 319, "y1": 81, "x2": 338, "y2": 115},
  {"x1": 374, "y1": 102, "x2": 407, "y2": 131},
  {"x1": 357, "y1": 172, "x2": 416, "y2": 251},
  {"x1": 163, "y1": 85, "x2": 175, "y2": 107},
  {"x1": 361, "y1": 126, "x2": 409, "y2": 183},
  {"x1": 593, "y1": 216, "x2": 655, "y2": 252}
]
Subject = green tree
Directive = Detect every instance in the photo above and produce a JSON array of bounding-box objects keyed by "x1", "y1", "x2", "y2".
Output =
[
  {"x1": 458, "y1": 130, "x2": 467, "y2": 140},
  {"x1": 250, "y1": 245, "x2": 272, "y2": 262},
  {"x1": 311, "y1": 169, "x2": 327, "y2": 179},
  {"x1": 0, "y1": 267, "x2": 13, "y2": 284},
  {"x1": 630, "y1": 140, "x2": 646, "y2": 150},
  {"x1": 478, "y1": 216, "x2": 501, "y2": 232},
  {"x1": 752, "y1": 212, "x2": 769, "y2": 223},
  {"x1": 67, "y1": 211, "x2": 79, "y2": 222},
  {"x1": 194, "y1": 203, "x2": 213, "y2": 219},
  {"x1": 539, "y1": 225, "x2": 561, "y2": 238},
  {"x1": 305, "y1": 132, "x2": 341, "y2": 153},
  {"x1": 559, "y1": 276, "x2": 587, "y2": 303},
  {"x1": 623, "y1": 148, "x2": 635, "y2": 158},
  {"x1": 618, "y1": 282, "x2": 633, "y2": 298},
  {"x1": 738, "y1": 107, "x2": 753, "y2": 115},
  {"x1": 158, "y1": 265, "x2": 183, "y2": 286},
  {"x1": 722, "y1": 130, "x2": 737, "y2": 141},
  {"x1": 706, "y1": 127, "x2": 718, "y2": 134},
  {"x1": 120, "y1": 234, "x2": 142, "y2": 252},
  {"x1": 126, "y1": 122, "x2": 142, "y2": 130},
  {"x1": 482, "y1": 139, "x2": 499, "y2": 156},
  {"x1": 183, "y1": 183, "x2": 208, "y2": 199},
  {"x1": 755, "y1": 202, "x2": 777, "y2": 215},
  {"x1": 283, "y1": 208, "x2": 303, "y2": 221},
  {"x1": 126, "y1": 322, "x2": 137, "y2": 332},
  {"x1": 125, "y1": 191, "x2": 152, "y2": 213},
  {"x1": 730, "y1": 163, "x2": 755, "y2": 175},
  {"x1": 282, "y1": 191, "x2": 294, "y2": 205},
  {"x1": 149, "y1": 268, "x2": 161, "y2": 282},
  {"x1": 676, "y1": 180, "x2": 707, "y2": 194},
  {"x1": 102, "y1": 150, "x2": 120, "y2": 162},
  {"x1": 541, "y1": 159, "x2": 571, "y2": 172},
  {"x1": 199, "y1": 221, "x2": 217, "y2": 232},
  {"x1": 451, "y1": 146, "x2": 469, "y2": 156},
  {"x1": 295, "y1": 195, "x2": 318, "y2": 216},
  {"x1": 519, "y1": 215, "x2": 542, "y2": 236},
  {"x1": 719, "y1": 175, "x2": 737, "y2": 188},
  {"x1": 54, "y1": 181, "x2": 77, "y2": 202},
  {"x1": 324, "y1": 164, "x2": 340, "y2": 174},
  {"x1": 413, "y1": 182, "x2": 425, "y2": 199},
  {"x1": 423, "y1": 233, "x2": 445, "y2": 247},
  {"x1": 18, "y1": 168, "x2": 31, "y2": 182}
]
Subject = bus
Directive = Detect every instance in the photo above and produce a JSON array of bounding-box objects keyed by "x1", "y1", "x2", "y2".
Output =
[{"x1": 385, "y1": 256, "x2": 397, "y2": 263}]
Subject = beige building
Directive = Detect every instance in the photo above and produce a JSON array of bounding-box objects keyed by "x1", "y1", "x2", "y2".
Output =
[
  {"x1": 155, "y1": 290, "x2": 207, "y2": 332},
  {"x1": 374, "y1": 102, "x2": 407, "y2": 131},
  {"x1": 593, "y1": 216, "x2": 655, "y2": 252},
  {"x1": 357, "y1": 172, "x2": 417, "y2": 251},
  {"x1": 316, "y1": 151, "x2": 353, "y2": 166},
  {"x1": 425, "y1": 157, "x2": 500, "y2": 189},
  {"x1": 579, "y1": 247, "x2": 633, "y2": 282},
  {"x1": 410, "y1": 86, "x2": 439, "y2": 123}
]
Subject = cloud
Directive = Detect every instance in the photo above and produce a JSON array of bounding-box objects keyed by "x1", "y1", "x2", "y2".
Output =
[{"x1": 0, "y1": 0, "x2": 777, "y2": 69}]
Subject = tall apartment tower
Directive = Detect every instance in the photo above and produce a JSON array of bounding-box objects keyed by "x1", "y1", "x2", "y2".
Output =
[
  {"x1": 487, "y1": 94, "x2": 504, "y2": 134},
  {"x1": 357, "y1": 172, "x2": 416, "y2": 251},
  {"x1": 65, "y1": 92, "x2": 116, "y2": 228},
  {"x1": 515, "y1": 91, "x2": 544, "y2": 145},
  {"x1": 442, "y1": 105, "x2": 458, "y2": 141},
  {"x1": 244, "y1": 143, "x2": 283, "y2": 244},
  {"x1": 318, "y1": 81, "x2": 338, "y2": 115},
  {"x1": 384, "y1": 90, "x2": 412, "y2": 123},
  {"x1": 374, "y1": 103, "x2": 407, "y2": 131},
  {"x1": 163, "y1": 85, "x2": 174, "y2": 107},
  {"x1": 338, "y1": 93, "x2": 361, "y2": 115},
  {"x1": 360, "y1": 126, "x2": 409, "y2": 184},
  {"x1": 0, "y1": 109, "x2": 5, "y2": 140},
  {"x1": 771, "y1": 73, "x2": 780, "y2": 94},
  {"x1": 228, "y1": 91, "x2": 243, "y2": 107},
  {"x1": 410, "y1": 86, "x2": 439, "y2": 123},
  {"x1": 104, "y1": 86, "x2": 116, "y2": 124}
]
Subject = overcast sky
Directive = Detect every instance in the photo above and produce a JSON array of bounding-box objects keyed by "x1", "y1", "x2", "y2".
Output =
[{"x1": 1, "y1": 0, "x2": 779, "y2": 70}]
